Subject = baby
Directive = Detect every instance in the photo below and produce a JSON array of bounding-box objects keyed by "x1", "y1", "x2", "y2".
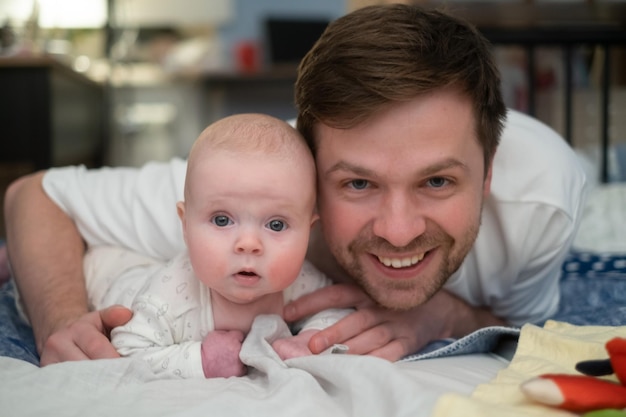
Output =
[{"x1": 84, "y1": 114, "x2": 349, "y2": 379}]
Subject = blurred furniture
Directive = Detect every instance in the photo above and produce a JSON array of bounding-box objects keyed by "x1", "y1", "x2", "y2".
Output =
[
  {"x1": 201, "y1": 65, "x2": 298, "y2": 123},
  {"x1": 442, "y1": 1, "x2": 626, "y2": 182},
  {"x1": 0, "y1": 56, "x2": 105, "y2": 170}
]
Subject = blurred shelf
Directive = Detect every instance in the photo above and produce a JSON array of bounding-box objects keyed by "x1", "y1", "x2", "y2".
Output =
[
  {"x1": 0, "y1": 55, "x2": 105, "y2": 170},
  {"x1": 430, "y1": 1, "x2": 626, "y2": 29}
]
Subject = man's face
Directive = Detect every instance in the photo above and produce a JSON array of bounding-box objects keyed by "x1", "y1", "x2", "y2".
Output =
[{"x1": 314, "y1": 89, "x2": 492, "y2": 310}]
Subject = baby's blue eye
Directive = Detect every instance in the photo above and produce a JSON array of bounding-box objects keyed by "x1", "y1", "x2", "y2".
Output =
[
  {"x1": 267, "y1": 219, "x2": 287, "y2": 232},
  {"x1": 212, "y1": 215, "x2": 232, "y2": 227},
  {"x1": 350, "y1": 179, "x2": 369, "y2": 190}
]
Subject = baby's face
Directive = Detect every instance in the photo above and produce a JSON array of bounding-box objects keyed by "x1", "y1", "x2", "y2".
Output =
[{"x1": 178, "y1": 148, "x2": 317, "y2": 304}]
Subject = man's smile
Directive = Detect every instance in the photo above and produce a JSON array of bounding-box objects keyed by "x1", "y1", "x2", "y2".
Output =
[{"x1": 376, "y1": 252, "x2": 426, "y2": 269}]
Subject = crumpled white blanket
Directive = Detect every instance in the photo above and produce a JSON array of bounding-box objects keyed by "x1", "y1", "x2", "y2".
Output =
[{"x1": 1, "y1": 315, "x2": 472, "y2": 417}]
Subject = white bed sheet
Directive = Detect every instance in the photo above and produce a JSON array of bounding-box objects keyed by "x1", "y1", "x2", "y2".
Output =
[
  {"x1": 1, "y1": 315, "x2": 508, "y2": 417},
  {"x1": 574, "y1": 182, "x2": 626, "y2": 253}
]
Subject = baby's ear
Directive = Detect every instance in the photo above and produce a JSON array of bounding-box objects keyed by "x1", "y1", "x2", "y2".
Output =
[
  {"x1": 176, "y1": 201, "x2": 186, "y2": 222},
  {"x1": 310, "y1": 212, "x2": 320, "y2": 228},
  {"x1": 176, "y1": 201, "x2": 188, "y2": 243}
]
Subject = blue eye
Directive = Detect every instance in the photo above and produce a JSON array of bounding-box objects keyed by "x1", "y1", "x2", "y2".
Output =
[
  {"x1": 212, "y1": 215, "x2": 232, "y2": 227},
  {"x1": 266, "y1": 219, "x2": 287, "y2": 232},
  {"x1": 349, "y1": 179, "x2": 369, "y2": 190},
  {"x1": 427, "y1": 177, "x2": 448, "y2": 188}
]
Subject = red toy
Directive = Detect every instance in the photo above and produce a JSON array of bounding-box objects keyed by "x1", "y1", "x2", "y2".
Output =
[{"x1": 521, "y1": 337, "x2": 626, "y2": 414}]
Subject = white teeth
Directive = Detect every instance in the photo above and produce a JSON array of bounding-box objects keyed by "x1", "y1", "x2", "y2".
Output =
[{"x1": 377, "y1": 253, "x2": 425, "y2": 269}]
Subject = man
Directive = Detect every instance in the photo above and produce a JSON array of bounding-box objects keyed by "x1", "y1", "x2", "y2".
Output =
[{"x1": 4, "y1": 4, "x2": 587, "y2": 365}]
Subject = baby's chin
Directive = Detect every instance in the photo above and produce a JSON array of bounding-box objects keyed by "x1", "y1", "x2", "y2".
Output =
[{"x1": 217, "y1": 287, "x2": 277, "y2": 305}]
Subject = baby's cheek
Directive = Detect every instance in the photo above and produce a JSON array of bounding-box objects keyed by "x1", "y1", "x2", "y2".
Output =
[
  {"x1": 191, "y1": 252, "x2": 229, "y2": 287},
  {"x1": 267, "y1": 254, "x2": 305, "y2": 291}
]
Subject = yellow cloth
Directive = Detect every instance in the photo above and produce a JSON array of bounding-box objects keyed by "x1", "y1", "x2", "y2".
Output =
[{"x1": 432, "y1": 320, "x2": 625, "y2": 417}]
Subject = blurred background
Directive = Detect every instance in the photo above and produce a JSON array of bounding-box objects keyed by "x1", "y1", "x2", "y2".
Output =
[{"x1": 0, "y1": 0, "x2": 625, "y2": 237}]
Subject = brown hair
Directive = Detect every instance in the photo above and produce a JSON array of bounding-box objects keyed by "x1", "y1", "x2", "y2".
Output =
[{"x1": 295, "y1": 4, "x2": 506, "y2": 168}]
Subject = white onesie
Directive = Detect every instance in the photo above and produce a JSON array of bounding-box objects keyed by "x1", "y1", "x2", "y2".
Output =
[{"x1": 84, "y1": 246, "x2": 348, "y2": 379}]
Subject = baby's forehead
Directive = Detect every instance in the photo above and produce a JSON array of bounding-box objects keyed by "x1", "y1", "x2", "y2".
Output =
[
  {"x1": 193, "y1": 141, "x2": 314, "y2": 177},
  {"x1": 188, "y1": 151, "x2": 317, "y2": 208}
]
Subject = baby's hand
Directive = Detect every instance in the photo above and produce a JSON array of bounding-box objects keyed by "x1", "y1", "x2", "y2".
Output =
[
  {"x1": 272, "y1": 329, "x2": 316, "y2": 360},
  {"x1": 201, "y1": 330, "x2": 246, "y2": 378}
]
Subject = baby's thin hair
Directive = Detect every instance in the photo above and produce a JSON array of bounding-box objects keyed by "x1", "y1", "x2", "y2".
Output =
[
  {"x1": 190, "y1": 114, "x2": 305, "y2": 162},
  {"x1": 184, "y1": 114, "x2": 314, "y2": 201}
]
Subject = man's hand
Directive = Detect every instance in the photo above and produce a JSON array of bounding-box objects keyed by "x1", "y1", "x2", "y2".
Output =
[
  {"x1": 272, "y1": 329, "x2": 316, "y2": 360},
  {"x1": 283, "y1": 284, "x2": 504, "y2": 362},
  {"x1": 201, "y1": 330, "x2": 247, "y2": 378},
  {"x1": 39, "y1": 305, "x2": 132, "y2": 366}
]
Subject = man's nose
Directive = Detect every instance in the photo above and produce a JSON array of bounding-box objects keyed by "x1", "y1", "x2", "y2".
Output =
[{"x1": 372, "y1": 193, "x2": 426, "y2": 248}]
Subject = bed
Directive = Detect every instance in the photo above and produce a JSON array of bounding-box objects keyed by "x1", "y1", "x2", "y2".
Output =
[
  {"x1": 2, "y1": 7, "x2": 626, "y2": 414},
  {"x1": 4, "y1": 50, "x2": 626, "y2": 417},
  {"x1": 0, "y1": 167, "x2": 625, "y2": 417}
]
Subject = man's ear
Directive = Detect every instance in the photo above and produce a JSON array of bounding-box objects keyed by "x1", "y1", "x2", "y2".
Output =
[{"x1": 483, "y1": 159, "x2": 494, "y2": 198}]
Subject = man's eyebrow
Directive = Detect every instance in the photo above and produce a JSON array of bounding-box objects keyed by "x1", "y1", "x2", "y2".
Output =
[
  {"x1": 324, "y1": 161, "x2": 375, "y2": 179},
  {"x1": 420, "y1": 159, "x2": 470, "y2": 176},
  {"x1": 324, "y1": 158, "x2": 470, "y2": 178}
]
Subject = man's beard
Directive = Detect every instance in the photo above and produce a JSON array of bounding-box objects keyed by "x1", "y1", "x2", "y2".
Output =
[{"x1": 331, "y1": 219, "x2": 479, "y2": 310}]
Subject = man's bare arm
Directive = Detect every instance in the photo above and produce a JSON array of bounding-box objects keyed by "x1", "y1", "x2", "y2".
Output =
[{"x1": 4, "y1": 172, "x2": 130, "y2": 364}]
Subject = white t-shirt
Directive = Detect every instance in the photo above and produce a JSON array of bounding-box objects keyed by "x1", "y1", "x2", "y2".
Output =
[{"x1": 43, "y1": 110, "x2": 588, "y2": 327}]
